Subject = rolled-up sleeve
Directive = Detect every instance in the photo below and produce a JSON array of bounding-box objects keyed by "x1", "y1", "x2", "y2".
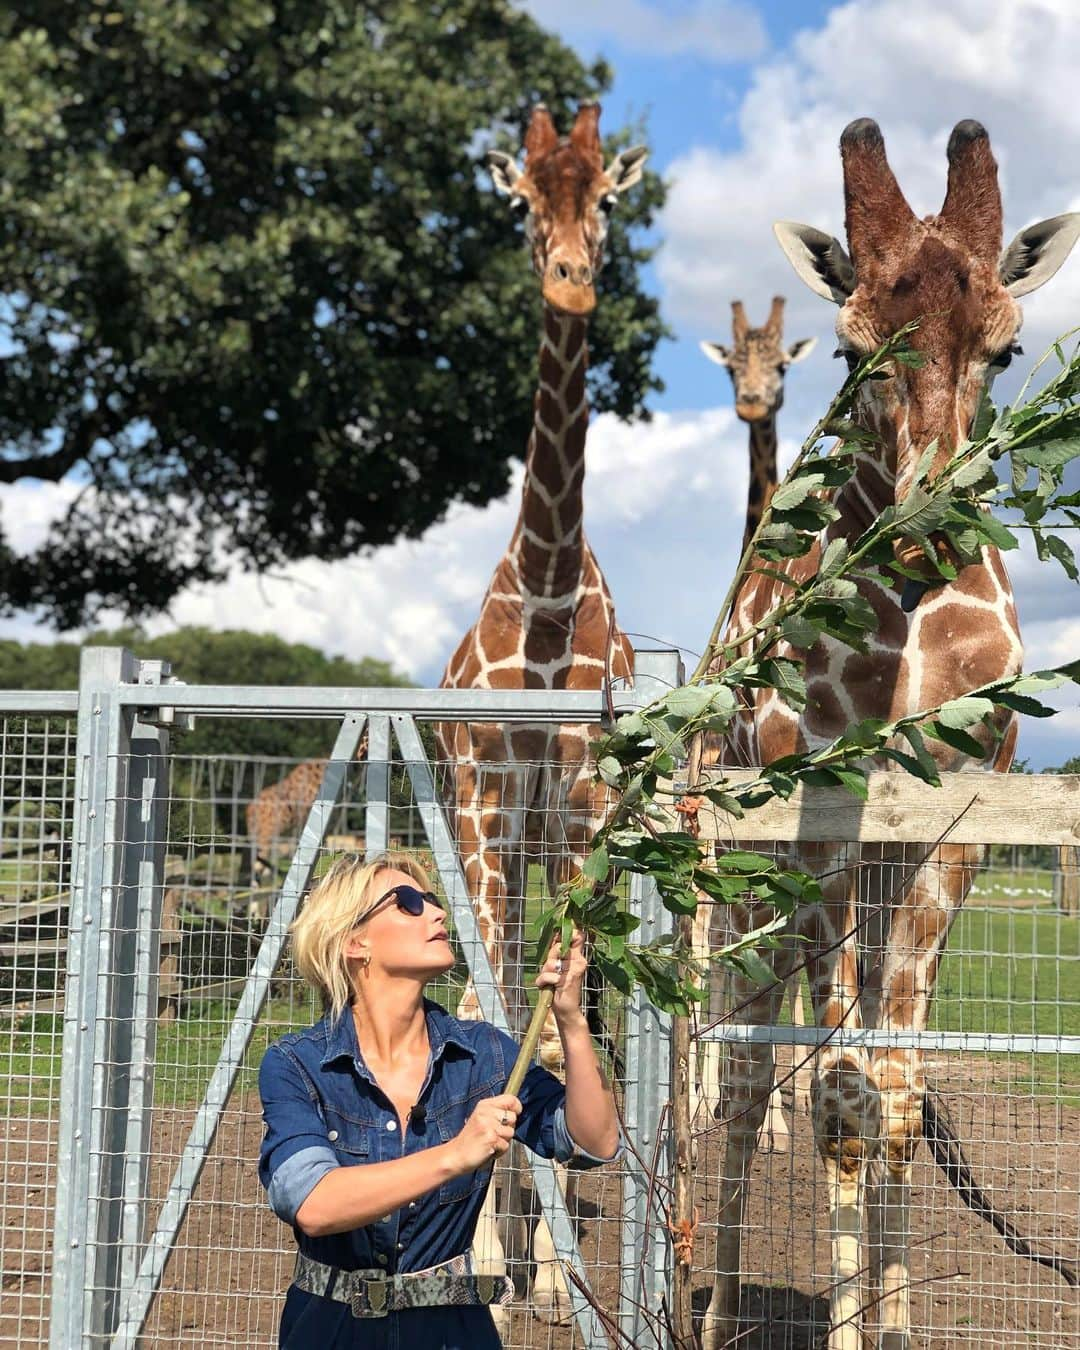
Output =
[
  {"x1": 258, "y1": 1044, "x2": 340, "y2": 1225},
  {"x1": 497, "y1": 1031, "x2": 623, "y2": 1168}
]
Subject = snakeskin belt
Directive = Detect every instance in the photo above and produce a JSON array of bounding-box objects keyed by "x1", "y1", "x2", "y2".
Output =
[{"x1": 293, "y1": 1250, "x2": 515, "y2": 1319}]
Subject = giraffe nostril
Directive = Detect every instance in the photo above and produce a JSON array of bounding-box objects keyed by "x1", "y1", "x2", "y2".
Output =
[
  {"x1": 579, "y1": 265, "x2": 593, "y2": 286},
  {"x1": 553, "y1": 261, "x2": 571, "y2": 283}
]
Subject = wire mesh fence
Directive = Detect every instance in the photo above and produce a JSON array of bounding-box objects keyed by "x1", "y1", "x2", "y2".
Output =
[
  {"x1": 0, "y1": 713, "x2": 77, "y2": 1350},
  {"x1": 689, "y1": 838, "x2": 1080, "y2": 1349},
  {"x1": 0, "y1": 662, "x2": 1078, "y2": 1349}
]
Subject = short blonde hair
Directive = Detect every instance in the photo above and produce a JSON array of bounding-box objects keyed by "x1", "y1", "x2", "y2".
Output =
[{"x1": 290, "y1": 851, "x2": 433, "y2": 1021}]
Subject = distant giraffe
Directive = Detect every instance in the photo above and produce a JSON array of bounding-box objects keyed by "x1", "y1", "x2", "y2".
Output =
[
  {"x1": 437, "y1": 101, "x2": 644, "y2": 1324},
  {"x1": 701, "y1": 295, "x2": 816, "y2": 555},
  {"x1": 696, "y1": 296, "x2": 817, "y2": 1150},
  {"x1": 245, "y1": 734, "x2": 368, "y2": 915}
]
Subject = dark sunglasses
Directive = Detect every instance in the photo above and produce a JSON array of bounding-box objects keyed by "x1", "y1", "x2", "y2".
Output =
[{"x1": 355, "y1": 884, "x2": 445, "y2": 926}]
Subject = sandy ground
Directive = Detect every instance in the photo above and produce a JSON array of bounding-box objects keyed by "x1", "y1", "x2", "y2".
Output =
[{"x1": 3, "y1": 1054, "x2": 1078, "y2": 1349}]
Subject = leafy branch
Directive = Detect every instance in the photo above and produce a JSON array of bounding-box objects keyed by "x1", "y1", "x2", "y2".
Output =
[{"x1": 506, "y1": 327, "x2": 1080, "y2": 1083}]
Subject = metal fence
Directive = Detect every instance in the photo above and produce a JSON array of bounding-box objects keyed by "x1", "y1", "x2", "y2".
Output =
[{"x1": 0, "y1": 648, "x2": 1077, "y2": 1349}]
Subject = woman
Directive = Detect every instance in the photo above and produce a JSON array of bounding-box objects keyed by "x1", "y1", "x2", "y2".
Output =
[{"x1": 258, "y1": 851, "x2": 621, "y2": 1349}]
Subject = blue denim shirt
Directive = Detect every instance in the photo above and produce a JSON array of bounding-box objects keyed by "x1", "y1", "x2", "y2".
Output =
[{"x1": 258, "y1": 999, "x2": 618, "y2": 1349}]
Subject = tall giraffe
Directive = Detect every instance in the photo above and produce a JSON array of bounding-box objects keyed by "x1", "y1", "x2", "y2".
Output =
[
  {"x1": 697, "y1": 297, "x2": 816, "y2": 1150},
  {"x1": 701, "y1": 295, "x2": 816, "y2": 556},
  {"x1": 437, "y1": 101, "x2": 644, "y2": 1322},
  {"x1": 701, "y1": 120, "x2": 1080, "y2": 1350}
]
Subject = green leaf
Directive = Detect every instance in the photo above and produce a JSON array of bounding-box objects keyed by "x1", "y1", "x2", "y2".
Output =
[
  {"x1": 780, "y1": 615, "x2": 823, "y2": 650},
  {"x1": 1013, "y1": 437, "x2": 1080, "y2": 471},
  {"x1": 951, "y1": 448, "x2": 995, "y2": 489},
  {"x1": 1046, "y1": 534, "x2": 1079, "y2": 582},
  {"x1": 771, "y1": 473, "x2": 825, "y2": 512},
  {"x1": 819, "y1": 537, "x2": 849, "y2": 578},
  {"x1": 936, "y1": 696, "x2": 995, "y2": 730},
  {"x1": 596, "y1": 755, "x2": 623, "y2": 786},
  {"x1": 924, "y1": 721, "x2": 987, "y2": 758},
  {"x1": 582, "y1": 845, "x2": 609, "y2": 882}
]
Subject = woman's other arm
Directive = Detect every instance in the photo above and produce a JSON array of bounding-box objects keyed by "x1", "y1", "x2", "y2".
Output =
[
  {"x1": 539, "y1": 932, "x2": 620, "y2": 1160},
  {"x1": 295, "y1": 1093, "x2": 522, "y2": 1237}
]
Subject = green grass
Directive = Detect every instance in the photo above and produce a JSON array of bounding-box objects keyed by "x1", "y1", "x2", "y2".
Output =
[
  {"x1": 931, "y1": 907, "x2": 1080, "y2": 1104},
  {"x1": 3, "y1": 893, "x2": 1078, "y2": 1117}
]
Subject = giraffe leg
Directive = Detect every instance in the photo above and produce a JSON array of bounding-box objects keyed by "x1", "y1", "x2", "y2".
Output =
[
  {"x1": 803, "y1": 860, "x2": 881, "y2": 1350},
  {"x1": 702, "y1": 933, "x2": 789, "y2": 1350},
  {"x1": 865, "y1": 843, "x2": 977, "y2": 1348}
]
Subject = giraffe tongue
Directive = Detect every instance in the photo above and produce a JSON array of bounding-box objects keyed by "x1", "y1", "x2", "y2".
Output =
[{"x1": 900, "y1": 579, "x2": 930, "y2": 612}]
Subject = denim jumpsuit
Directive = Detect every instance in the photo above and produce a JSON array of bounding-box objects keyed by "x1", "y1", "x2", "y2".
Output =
[{"x1": 258, "y1": 999, "x2": 618, "y2": 1349}]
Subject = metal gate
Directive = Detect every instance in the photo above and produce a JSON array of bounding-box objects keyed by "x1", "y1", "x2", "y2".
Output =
[{"x1": 2, "y1": 646, "x2": 679, "y2": 1349}]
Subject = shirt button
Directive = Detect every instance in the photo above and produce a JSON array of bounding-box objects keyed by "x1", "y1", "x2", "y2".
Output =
[
  {"x1": 408, "y1": 1201, "x2": 417, "y2": 1210},
  {"x1": 386, "y1": 1120, "x2": 397, "y2": 1132},
  {"x1": 327, "y1": 1130, "x2": 339, "y2": 1142},
  {"x1": 396, "y1": 1242, "x2": 405, "y2": 1251},
  {"x1": 376, "y1": 1254, "x2": 388, "y2": 1267}
]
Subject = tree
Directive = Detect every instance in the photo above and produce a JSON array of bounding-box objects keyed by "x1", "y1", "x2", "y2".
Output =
[
  {"x1": 1047, "y1": 754, "x2": 1080, "y2": 774},
  {"x1": 0, "y1": 626, "x2": 410, "y2": 759},
  {"x1": 0, "y1": 2, "x2": 666, "y2": 625}
]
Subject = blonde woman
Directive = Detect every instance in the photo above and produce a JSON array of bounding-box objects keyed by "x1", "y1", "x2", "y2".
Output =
[{"x1": 258, "y1": 851, "x2": 620, "y2": 1349}]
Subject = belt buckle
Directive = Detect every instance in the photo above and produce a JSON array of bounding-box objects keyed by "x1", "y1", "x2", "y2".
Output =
[{"x1": 348, "y1": 1278, "x2": 390, "y2": 1319}]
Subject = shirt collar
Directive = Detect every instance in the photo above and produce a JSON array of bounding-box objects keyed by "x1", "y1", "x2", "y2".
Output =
[{"x1": 319, "y1": 998, "x2": 476, "y2": 1071}]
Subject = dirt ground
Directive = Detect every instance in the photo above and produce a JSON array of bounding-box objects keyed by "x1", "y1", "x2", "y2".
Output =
[{"x1": 3, "y1": 1053, "x2": 1078, "y2": 1349}]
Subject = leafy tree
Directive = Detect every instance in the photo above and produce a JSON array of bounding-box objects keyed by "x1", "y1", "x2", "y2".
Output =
[
  {"x1": 0, "y1": 626, "x2": 410, "y2": 758},
  {"x1": 0, "y1": 2, "x2": 666, "y2": 625},
  {"x1": 1046, "y1": 754, "x2": 1080, "y2": 774}
]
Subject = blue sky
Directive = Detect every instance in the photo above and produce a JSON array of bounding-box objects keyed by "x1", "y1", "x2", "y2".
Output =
[{"x1": 3, "y1": 0, "x2": 1079, "y2": 768}]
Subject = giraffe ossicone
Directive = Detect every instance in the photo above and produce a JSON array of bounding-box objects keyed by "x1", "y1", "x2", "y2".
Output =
[
  {"x1": 702, "y1": 118, "x2": 1079, "y2": 1350},
  {"x1": 438, "y1": 101, "x2": 643, "y2": 1326}
]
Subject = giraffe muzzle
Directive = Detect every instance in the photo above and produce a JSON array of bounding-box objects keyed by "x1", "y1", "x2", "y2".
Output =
[{"x1": 543, "y1": 260, "x2": 597, "y2": 315}]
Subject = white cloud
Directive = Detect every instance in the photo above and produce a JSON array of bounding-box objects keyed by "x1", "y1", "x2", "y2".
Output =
[
  {"x1": 0, "y1": 479, "x2": 80, "y2": 555},
  {"x1": 521, "y1": 0, "x2": 766, "y2": 62}
]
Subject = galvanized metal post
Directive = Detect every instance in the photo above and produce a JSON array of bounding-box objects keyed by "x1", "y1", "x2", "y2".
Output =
[
  {"x1": 51, "y1": 647, "x2": 139, "y2": 1349},
  {"x1": 116, "y1": 665, "x2": 171, "y2": 1323},
  {"x1": 365, "y1": 714, "x2": 391, "y2": 857},
  {"x1": 620, "y1": 650, "x2": 681, "y2": 1349}
]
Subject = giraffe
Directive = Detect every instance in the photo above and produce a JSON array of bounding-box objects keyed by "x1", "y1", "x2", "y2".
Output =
[
  {"x1": 696, "y1": 296, "x2": 816, "y2": 1151},
  {"x1": 701, "y1": 295, "x2": 817, "y2": 556},
  {"x1": 700, "y1": 119, "x2": 1080, "y2": 1350},
  {"x1": 245, "y1": 734, "x2": 368, "y2": 916},
  {"x1": 436, "y1": 102, "x2": 644, "y2": 1323}
]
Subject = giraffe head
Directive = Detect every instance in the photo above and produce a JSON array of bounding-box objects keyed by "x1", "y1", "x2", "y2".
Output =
[
  {"x1": 485, "y1": 102, "x2": 647, "y2": 316},
  {"x1": 700, "y1": 296, "x2": 816, "y2": 422},
  {"x1": 774, "y1": 118, "x2": 1080, "y2": 579}
]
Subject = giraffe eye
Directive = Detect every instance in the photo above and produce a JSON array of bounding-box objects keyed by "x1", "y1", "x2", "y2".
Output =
[
  {"x1": 509, "y1": 195, "x2": 530, "y2": 220},
  {"x1": 989, "y1": 342, "x2": 1022, "y2": 371},
  {"x1": 598, "y1": 192, "x2": 618, "y2": 215}
]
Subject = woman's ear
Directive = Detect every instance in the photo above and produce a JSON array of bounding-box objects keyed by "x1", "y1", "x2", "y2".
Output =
[{"x1": 343, "y1": 931, "x2": 370, "y2": 965}]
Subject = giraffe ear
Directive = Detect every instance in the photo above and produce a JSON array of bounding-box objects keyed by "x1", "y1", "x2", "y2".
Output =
[
  {"x1": 1000, "y1": 212, "x2": 1080, "y2": 297},
  {"x1": 700, "y1": 341, "x2": 732, "y2": 368},
  {"x1": 606, "y1": 145, "x2": 648, "y2": 194},
  {"x1": 785, "y1": 336, "x2": 818, "y2": 365},
  {"x1": 773, "y1": 222, "x2": 855, "y2": 304},
  {"x1": 486, "y1": 150, "x2": 522, "y2": 197}
]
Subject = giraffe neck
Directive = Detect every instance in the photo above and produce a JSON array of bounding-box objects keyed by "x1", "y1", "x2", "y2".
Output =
[
  {"x1": 743, "y1": 416, "x2": 778, "y2": 556},
  {"x1": 507, "y1": 306, "x2": 590, "y2": 599}
]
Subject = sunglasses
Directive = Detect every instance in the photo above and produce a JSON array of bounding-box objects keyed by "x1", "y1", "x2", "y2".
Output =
[{"x1": 355, "y1": 884, "x2": 445, "y2": 926}]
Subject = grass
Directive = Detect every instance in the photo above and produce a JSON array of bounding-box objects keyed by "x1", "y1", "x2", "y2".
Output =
[{"x1": 3, "y1": 872, "x2": 1078, "y2": 1117}]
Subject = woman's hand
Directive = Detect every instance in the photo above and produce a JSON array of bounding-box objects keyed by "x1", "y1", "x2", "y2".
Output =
[
  {"x1": 447, "y1": 1093, "x2": 521, "y2": 1173},
  {"x1": 535, "y1": 928, "x2": 587, "y2": 1023}
]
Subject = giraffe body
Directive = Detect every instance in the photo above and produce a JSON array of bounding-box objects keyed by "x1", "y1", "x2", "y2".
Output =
[
  {"x1": 696, "y1": 297, "x2": 817, "y2": 1148},
  {"x1": 437, "y1": 103, "x2": 643, "y2": 1323},
  {"x1": 702, "y1": 119, "x2": 1080, "y2": 1350}
]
